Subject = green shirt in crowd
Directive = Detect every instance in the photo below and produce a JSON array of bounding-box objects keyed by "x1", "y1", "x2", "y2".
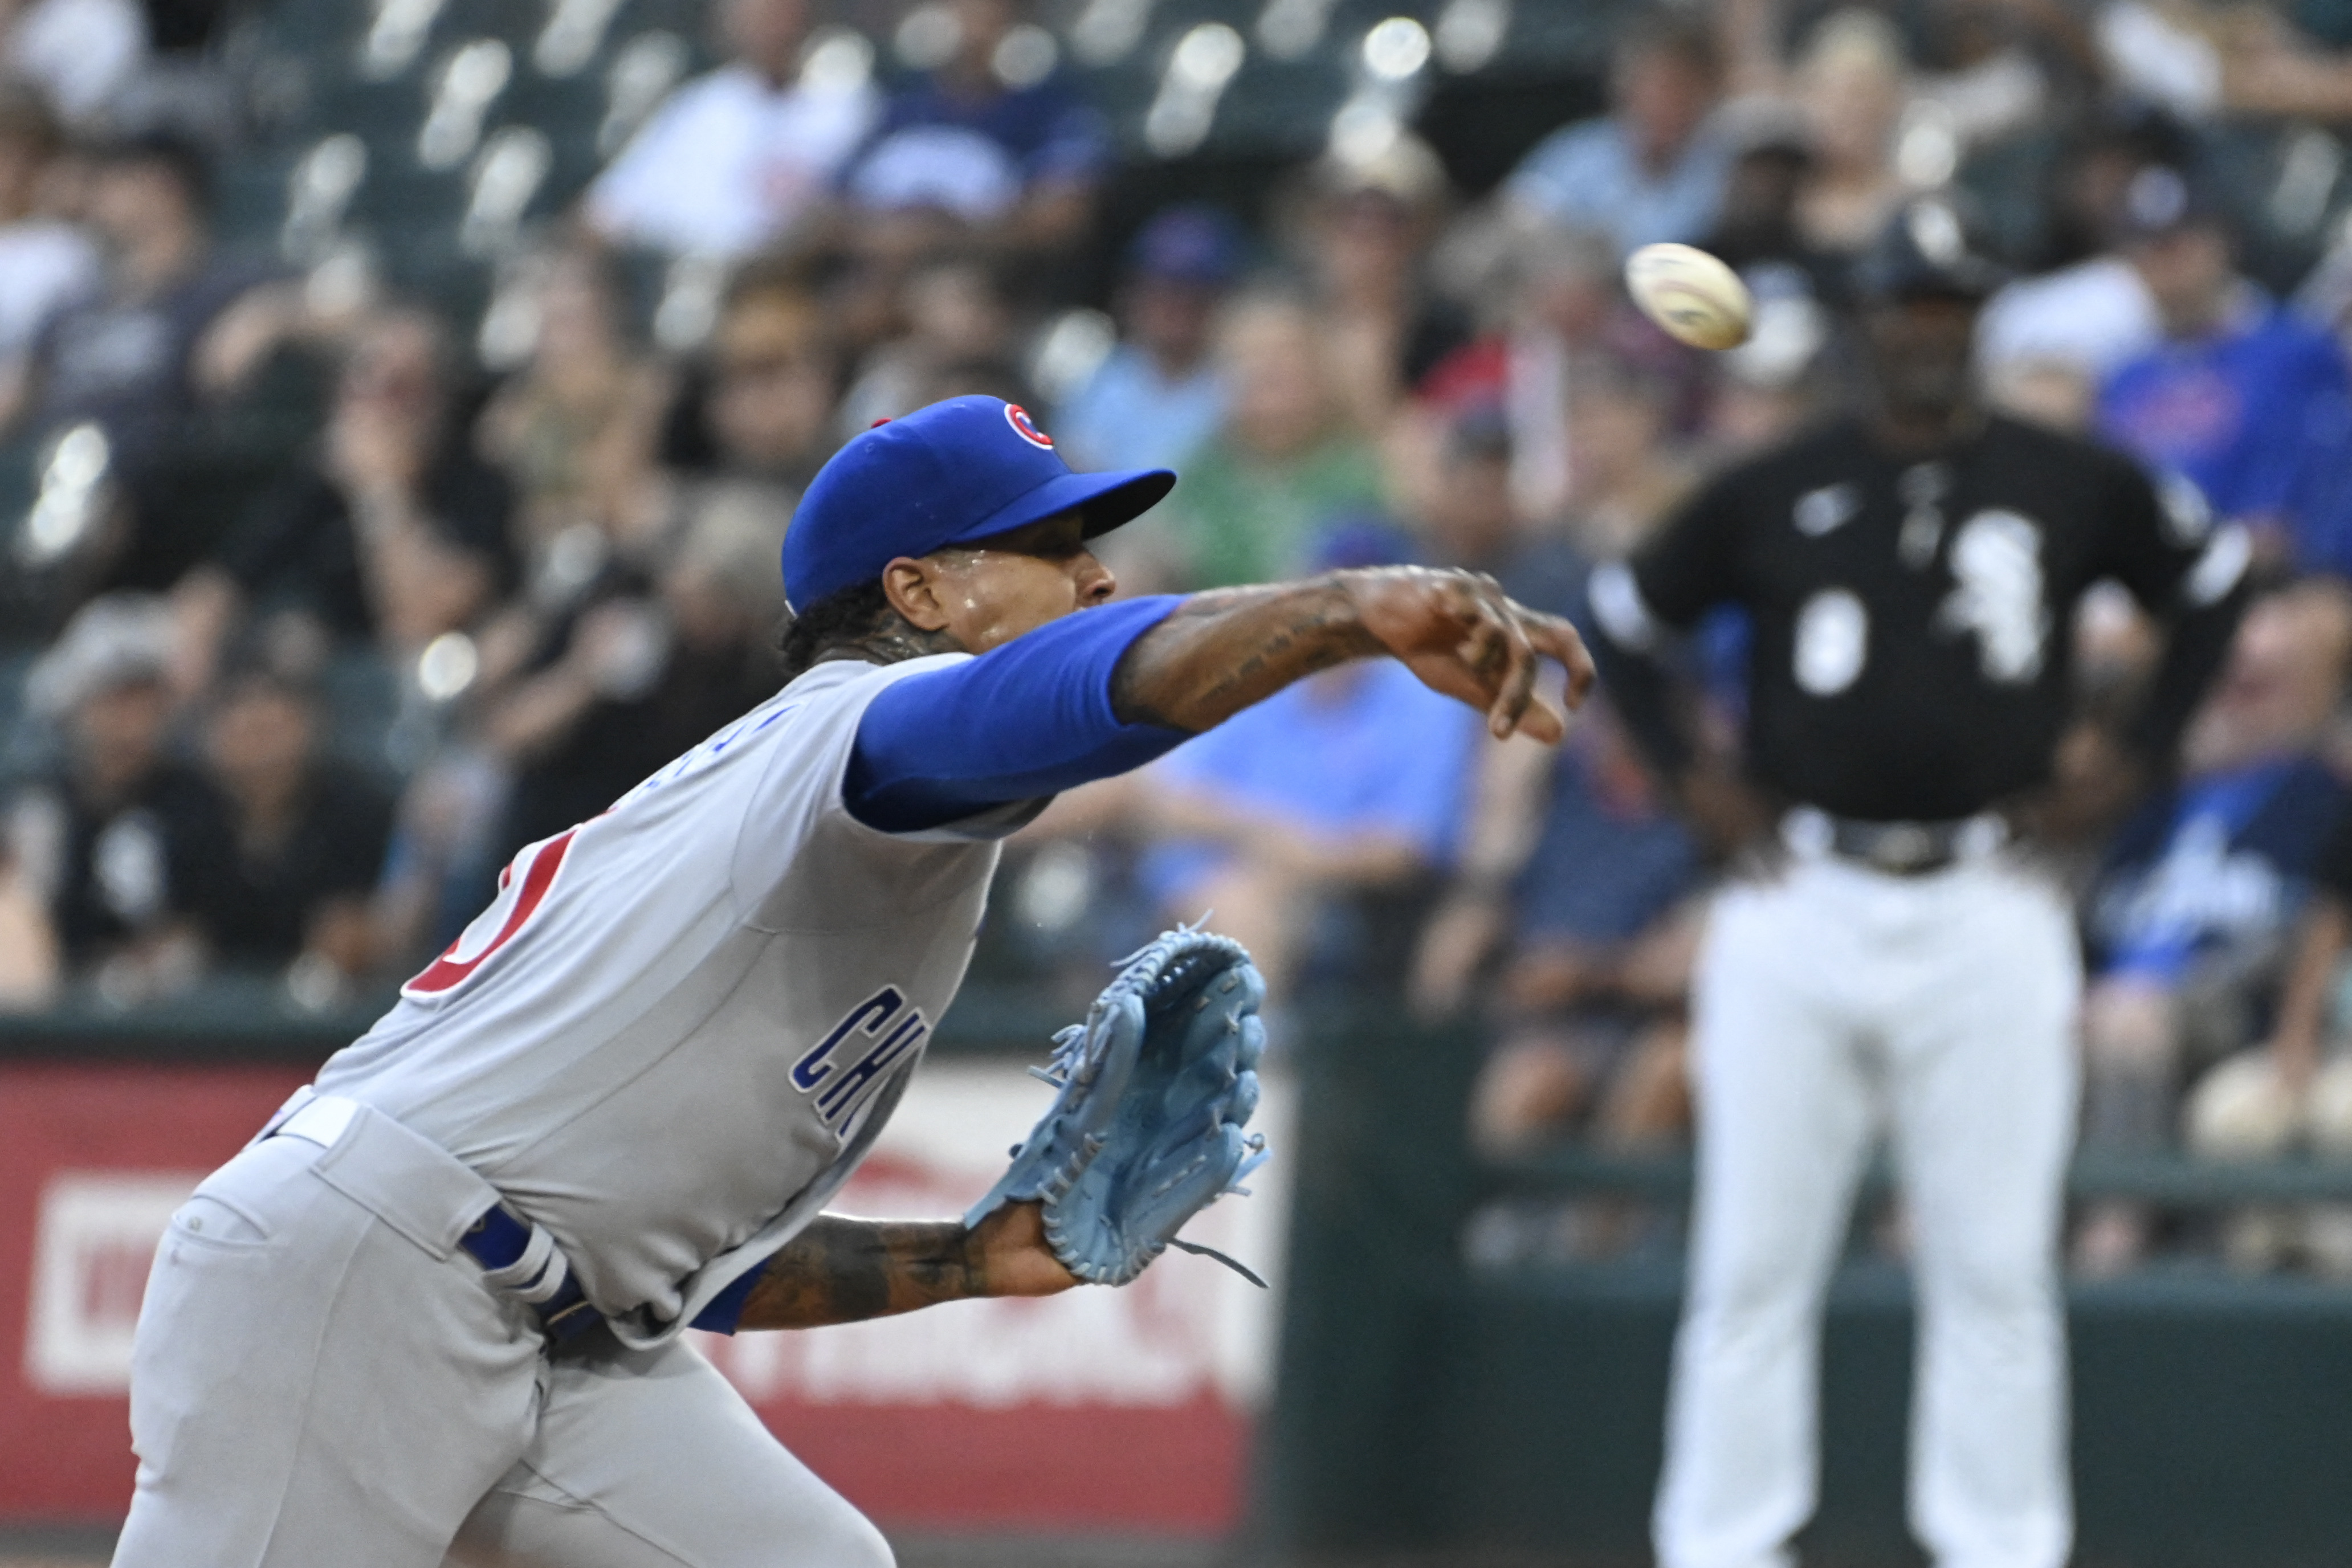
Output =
[{"x1": 1160, "y1": 430, "x2": 1385, "y2": 587}]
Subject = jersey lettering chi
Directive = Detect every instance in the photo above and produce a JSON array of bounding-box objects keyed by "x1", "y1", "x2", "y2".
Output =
[{"x1": 793, "y1": 987, "x2": 931, "y2": 1133}]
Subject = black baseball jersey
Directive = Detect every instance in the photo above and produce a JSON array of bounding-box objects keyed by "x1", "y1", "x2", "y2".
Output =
[{"x1": 1593, "y1": 414, "x2": 2249, "y2": 822}]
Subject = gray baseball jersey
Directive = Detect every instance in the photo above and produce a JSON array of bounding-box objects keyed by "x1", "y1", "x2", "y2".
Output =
[{"x1": 313, "y1": 654, "x2": 1041, "y2": 1341}]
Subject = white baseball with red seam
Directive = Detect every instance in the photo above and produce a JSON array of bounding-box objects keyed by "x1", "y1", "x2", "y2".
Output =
[{"x1": 1624, "y1": 243, "x2": 1754, "y2": 351}]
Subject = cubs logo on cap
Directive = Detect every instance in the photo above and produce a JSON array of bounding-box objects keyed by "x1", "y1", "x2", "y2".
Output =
[
  {"x1": 1005, "y1": 404, "x2": 1053, "y2": 449},
  {"x1": 782, "y1": 395, "x2": 1176, "y2": 612}
]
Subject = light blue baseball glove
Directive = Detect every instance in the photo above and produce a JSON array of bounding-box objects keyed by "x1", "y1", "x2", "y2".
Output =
[{"x1": 965, "y1": 925, "x2": 1270, "y2": 1287}]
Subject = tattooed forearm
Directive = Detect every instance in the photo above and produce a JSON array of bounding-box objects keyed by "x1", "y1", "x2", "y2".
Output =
[
  {"x1": 1112, "y1": 576, "x2": 1383, "y2": 732},
  {"x1": 1189, "y1": 602, "x2": 1358, "y2": 711},
  {"x1": 735, "y1": 1216, "x2": 986, "y2": 1331}
]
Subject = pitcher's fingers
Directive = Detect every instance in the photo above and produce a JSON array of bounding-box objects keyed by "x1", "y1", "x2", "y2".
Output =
[
  {"x1": 1486, "y1": 616, "x2": 1542, "y2": 738},
  {"x1": 1512, "y1": 688, "x2": 1568, "y2": 745},
  {"x1": 1455, "y1": 618, "x2": 1507, "y2": 687},
  {"x1": 1522, "y1": 612, "x2": 1597, "y2": 705}
]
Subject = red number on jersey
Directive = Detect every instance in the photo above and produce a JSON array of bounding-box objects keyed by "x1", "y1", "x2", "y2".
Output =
[{"x1": 404, "y1": 828, "x2": 578, "y2": 996}]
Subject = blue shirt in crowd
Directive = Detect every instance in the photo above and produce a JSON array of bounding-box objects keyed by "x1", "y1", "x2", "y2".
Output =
[
  {"x1": 2097, "y1": 302, "x2": 2352, "y2": 563},
  {"x1": 842, "y1": 71, "x2": 1109, "y2": 219},
  {"x1": 1140, "y1": 660, "x2": 1482, "y2": 905},
  {"x1": 2088, "y1": 754, "x2": 2351, "y2": 982},
  {"x1": 1516, "y1": 718, "x2": 1701, "y2": 948},
  {"x1": 1502, "y1": 116, "x2": 1730, "y2": 255},
  {"x1": 1053, "y1": 346, "x2": 1226, "y2": 475},
  {"x1": 2283, "y1": 373, "x2": 2352, "y2": 578}
]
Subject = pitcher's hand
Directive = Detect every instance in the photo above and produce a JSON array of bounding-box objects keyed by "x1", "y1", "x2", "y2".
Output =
[{"x1": 1344, "y1": 567, "x2": 1596, "y2": 742}]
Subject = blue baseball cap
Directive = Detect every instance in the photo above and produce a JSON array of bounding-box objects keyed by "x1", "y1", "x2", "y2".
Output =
[{"x1": 782, "y1": 396, "x2": 1176, "y2": 611}]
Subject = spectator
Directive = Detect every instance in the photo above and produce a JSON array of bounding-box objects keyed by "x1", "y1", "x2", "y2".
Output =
[
  {"x1": 6, "y1": 594, "x2": 221, "y2": 1001},
  {"x1": 1417, "y1": 223, "x2": 1641, "y2": 521},
  {"x1": 1052, "y1": 205, "x2": 1241, "y2": 475},
  {"x1": 111, "y1": 0, "x2": 244, "y2": 145},
  {"x1": 2098, "y1": 0, "x2": 2352, "y2": 123},
  {"x1": 838, "y1": 0, "x2": 1108, "y2": 266},
  {"x1": 7, "y1": 132, "x2": 279, "y2": 588},
  {"x1": 1407, "y1": 403, "x2": 1705, "y2": 1120},
  {"x1": 476, "y1": 247, "x2": 671, "y2": 566},
  {"x1": 480, "y1": 482, "x2": 786, "y2": 863},
  {"x1": 585, "y1": 0, "x2": 879, "y2": 260},
  {"x1": 1559, "y1": 354, "x2": 1693, "y2": 563},
  {"x1": 1909, "y1": 0, "x2": 2077, "y2": 152},
  {"x1": 662, "y1": 273, "x2": 842, "y2": 494},
  {"x1": 2184, "y1": 729, "x2": 2352, "y2": 1275},
  {"x1": 2220, "y1": 7, "x2": 2352, "y2": 119},
  {"x1": 1412, "y1": 404, "x2": 1518, "y2": 570},
  {"x1": 366, "y1": 743, "x2": 508, "y2": 978},
  {"x1": 1436, "y1": 703, "x2": 1703, "y2": 1165},
  {"x1": 1790, "y1": 10, "x2": 1913, "y2": 258},
  {"x1": 1133, "y1": 528, "x2": 1485, "y2": 1000},
  {"x1": 1154, "y1": 291, "x2": 1383, "y2": 589},
  {"x1": 1697, "y1": 97, "x2": 1835, "y2": 294},
  {"x1": 190, "y1": 667, "x2": 393, "y2": 985},
  {"x1": 1978, "y1": 121, "x2": 2174, "y2": 430},
  {"x1": 2075, "y1": 581, "x2": 2352, "y2": 1273},
  {"x1": 1290, "y1": 134, "x2": 1465, "y2": 433},
  {"x1": 177, "y1": 308, "x2": 518, "y2": 686},
  {"x1": 0, "y1": 89, "x2": 97, "y2": 377},
  {"x1": 1412, "y1": 416, "x2": 1707, "y2": 1085},
  {"x1": 817, "y1": 198, "x2": 961, "y2": 374},
  {"x1": 837, "y1": 255, "x2": 1016, "y2": 432},
  {"x1": 2097, "y1": 166, "x2": 2352, "y2": 570},
  {"x1": 1501, "y1": 9, "x2": 1730, "y2": 256},
  {"x1": 2, "y1": 0, "x2": 145, "y2": 131},
  {"x1": 1686, "y1": 100, "x2": 1841, "y2": 452},
  {"x1": 1412, "y1": 404, "x2": 1580, "y2": 618},
  {"x1": 900, "y1": 349, "x2": 1037, "y2": 413},
  {"x1": 2301, "y1": 210, "x2": 2352, "y2": 361}
]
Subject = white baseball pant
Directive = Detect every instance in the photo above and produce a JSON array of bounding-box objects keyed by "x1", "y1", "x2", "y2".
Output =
[
  {"x1": 109, "y1": 1130, "x2": 892, "y2": 1568},
  {"x1": 1652, "y1": 850, "x2": 2080, "y2": 1568}
]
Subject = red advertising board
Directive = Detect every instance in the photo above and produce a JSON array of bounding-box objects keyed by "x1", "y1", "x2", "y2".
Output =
[{"x1": 0, "y1": 1060, "x2": 1290, "y2": 1533}]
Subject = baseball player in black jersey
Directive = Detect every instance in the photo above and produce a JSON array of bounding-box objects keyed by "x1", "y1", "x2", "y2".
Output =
[{"x1": 1591, "y1": 200, "x2": 2251, "y2": 1568}]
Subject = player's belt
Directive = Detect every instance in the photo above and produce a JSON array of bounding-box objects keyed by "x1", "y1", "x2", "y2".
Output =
[
  {"x1": 264, "y1": 1091, "x2": 603, "y2": 1344},
  {"x1": 456, "y1": 1203, "x2": 601, "y2": 1341},
  {"x1": 1785, "y1": 807, "x2": 2006, "y2": 876}
]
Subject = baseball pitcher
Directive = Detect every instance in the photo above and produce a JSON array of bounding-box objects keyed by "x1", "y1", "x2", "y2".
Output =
[{"x1": 111, "y1": 395, "x2": 1591, "y2": 1568}]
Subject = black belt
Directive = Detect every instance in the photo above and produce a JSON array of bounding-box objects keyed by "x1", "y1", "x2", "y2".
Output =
[{"x1": 1820, "y1": 814, "x2": 1995, "y2": 876}]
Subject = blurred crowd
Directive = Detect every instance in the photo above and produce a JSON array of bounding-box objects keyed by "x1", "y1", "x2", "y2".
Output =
[{"x1": 7, "y1": 0, "x2": 2352, "y2": 1272}]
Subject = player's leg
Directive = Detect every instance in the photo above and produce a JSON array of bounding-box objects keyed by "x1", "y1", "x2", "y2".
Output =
[
  {"x1": 447, "y1": 1333, "x2": 893, "y2": 1568},
  {"x1": 1653, "y1": 868, "x2": 1879, "y2": 1568},
  {"x1": 111, "y1": 1135, "x2": 544, "y2": 1568},
  {"x1": 1885, "y1": 861, "x2": 2078, "y2": 1568}
]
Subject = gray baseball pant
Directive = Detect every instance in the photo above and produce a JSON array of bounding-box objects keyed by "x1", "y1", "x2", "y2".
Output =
[{"x1": 109, "y1": 1125, "x2": 890, "y2": 1568}]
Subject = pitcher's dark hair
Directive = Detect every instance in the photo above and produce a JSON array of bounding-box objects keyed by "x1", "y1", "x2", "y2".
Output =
[{"x1": 776, "y1": 579, "x2": 896, "y2": 683}]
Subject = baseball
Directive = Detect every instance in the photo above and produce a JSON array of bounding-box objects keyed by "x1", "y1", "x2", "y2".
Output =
[{"x1": 1624, "y1": 243, "x2": 1754, "y2": 351}]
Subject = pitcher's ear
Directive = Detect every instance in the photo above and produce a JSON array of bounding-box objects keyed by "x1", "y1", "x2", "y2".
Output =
[{"x1": 880, "y1": 556, "x2": 951, "y2": 632}]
